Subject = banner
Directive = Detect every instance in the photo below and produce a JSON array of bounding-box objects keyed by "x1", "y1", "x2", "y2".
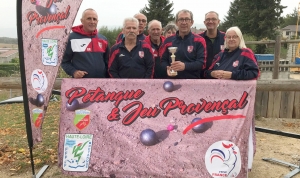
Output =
[
  {"x1": 20, "y1": 0, "x2": 82, "y2": 144},
  {"x1": 58, "y1": 79, "x2": 257, "y2": 178}
]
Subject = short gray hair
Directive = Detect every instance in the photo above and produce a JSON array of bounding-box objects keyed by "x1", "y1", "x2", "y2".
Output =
[
  {"x1": 163, "y1": 23, "x2": 177, "y2": 36},
  {"x1": 224, "y1": 26, "x2": 247, "y2": 49},
  {"x1": 81, "y1": 8, "x2": 96, "y2": 19},
  {"x1": 204, "y1": 11, "x2": 219, "y2": 20},
  {"x1": 133, "y1": 13, "x2": 147, "y2": 21},
  {"x1": 147, "y1": 20, "x2": 162, "y2": 29},
  {"x1": 123, "y1": 17, "x2": 139, "y2": 29},
  {"x1": 175, "y1": 9, "x2": 194, "y2": 22}
]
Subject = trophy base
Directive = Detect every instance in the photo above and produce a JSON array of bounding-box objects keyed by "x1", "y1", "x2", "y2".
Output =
[{"x1": 169, "y1": 70, "x2": 178, "y2": 76}]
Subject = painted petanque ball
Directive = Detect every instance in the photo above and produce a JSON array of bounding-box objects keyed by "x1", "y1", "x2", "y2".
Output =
[
  {"x1": 36, "y1": 94, "x2": 44, "y2": 107},
  {"x1": 140, "y1": 129, "x2": 159, "y2": 146},
  {"x1": 48, "y1": 4, "x2": 57, "y2": 14},
  {"x1": 163, "y1": 81, "x2": 174, "y2": 92},
  {"x1": 66, "y1": 99, "x2": 79, "y2": 111},
  {"x1": 191, "y1": 117, "x2": 211, "y2": 133}
]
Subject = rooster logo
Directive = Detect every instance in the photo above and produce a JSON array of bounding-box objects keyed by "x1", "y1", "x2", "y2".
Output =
[{"x1": 205, "y1": 141, "x2": 241, "y2": 178}]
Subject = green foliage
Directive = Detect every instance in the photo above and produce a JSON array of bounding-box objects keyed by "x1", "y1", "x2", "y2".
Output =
[
  {"x1": 140, "y1": 0, "x2": 175, "y2": 28},
  {"x1": 0, "y1": 70, "x2": 9, "y2": 77},
  {"x1": 220, "y1": 0, "x2": 286, "y2": 54},
  {"x1": 0, "y1": 37, "x2": 17, "y2": 44},
  {"x1": 10, "y1": 58, "x2": 19, "y2": 64},
  {"x1": 98, "y1": 26, "x2": 122, "y2": 47},
  {"x1": 0, "y1": 63, "x2": 20, "y2": 76},
  {"x1": 281, "y1": 8, "x2": 298, "y2": 28}
]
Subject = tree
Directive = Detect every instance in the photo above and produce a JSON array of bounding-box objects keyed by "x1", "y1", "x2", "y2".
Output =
[
  {"x1": 98, "y1": 26, "x2": 122, "y2": 47},
  {"x1": 219, "y1": 0, "x2": 286, "y2": 53},
  {"x1": 140, "y1": 0, "x2": 175, "y2": 28},
  {"x1": 281, "y1": 8, "x2": 298, "y2": 28}
]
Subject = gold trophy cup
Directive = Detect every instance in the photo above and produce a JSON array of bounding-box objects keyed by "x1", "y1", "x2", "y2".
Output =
[{"x1": 168, "y1": 47, "x2": 178, "y2": 76}]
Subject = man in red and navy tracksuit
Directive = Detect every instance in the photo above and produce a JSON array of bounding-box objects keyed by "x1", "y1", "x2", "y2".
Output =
[
  {"x1": 144, "y1": 20, "x2": 166, "y2": 78},
  {"x1": 160, "y1": 9, "x2": 207, "y2": 79},
  {"x1": 108, "y1": 17, "x2": 154, "y2": 78},
  {"x1": 199, "y1": 11, "x2": 225, "y2": 78},
  {"x1": 61, "y1": 8, "x2": 109, "y2": 78}
]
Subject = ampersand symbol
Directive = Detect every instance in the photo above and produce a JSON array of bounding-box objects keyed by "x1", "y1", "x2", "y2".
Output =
[{"x1": 107, "y1": 107, "x2": 120, "y2": 121}]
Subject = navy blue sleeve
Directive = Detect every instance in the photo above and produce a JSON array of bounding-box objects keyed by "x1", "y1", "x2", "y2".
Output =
[
  {"x1": 184, "y1": 36, "x2": 206, "y2": 71},
  {"x1": 108, "y1": 45, "x2": 120, "y2": 78},
  {"x1": 159, "y1": 40, "x2": 172, "y2": 72},
  {"x1": 143, "y1": 43, "x2": 154, "y2": 78},
  {"x1": 231, "y1": 49, "x2": 259, "y2": 80},
  {"x1": 61, "y1": 34, "x2": 77, "y2": 77}
]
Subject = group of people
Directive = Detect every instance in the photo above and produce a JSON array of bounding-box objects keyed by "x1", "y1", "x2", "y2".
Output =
[{"x1": 61, "y1": 8, "x2": 260, "y2": 81}]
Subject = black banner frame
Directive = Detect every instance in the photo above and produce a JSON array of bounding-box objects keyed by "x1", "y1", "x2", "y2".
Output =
[{"x1": 16, "y1": 0, "x2": 48, "y2": 177}]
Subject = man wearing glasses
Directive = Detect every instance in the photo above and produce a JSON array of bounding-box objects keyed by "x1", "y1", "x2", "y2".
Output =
[
  {"x1": 199, "y1": 11, "x2": 225, "y2": 78},
  {"x1": 115, "y1": 13, "x2": 147, "y2": 44},
  {"x1": 160, "y1": 9, "x2": 206, "y2": 79},
  {"x1": 61, "y1": 8, "x2": 109, "y2": 78}
]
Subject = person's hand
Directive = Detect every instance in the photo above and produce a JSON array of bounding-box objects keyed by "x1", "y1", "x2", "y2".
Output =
[
  {"x1": 222, "y1": 71, "x2": 232, "y2": 79},
  {"x1": 170, "y1": 61, "x2": 185, "y2": 71},
  {"x1": 211, "y1": 70, "x2": 223, "y2": 79},
  {"x1": 211, "y1": 70, "x2": 232, "y2": 79},
  {"x1": 73, "y1": 70, "x2": 88, "y2": 78},
  {"x1": 166, "y1": 66, "x2": 173, "y2": 77}
]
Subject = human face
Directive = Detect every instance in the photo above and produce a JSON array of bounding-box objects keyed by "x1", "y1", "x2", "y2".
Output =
[
  {"x1": 164, "y1": 29, "x2": 176, "y2": 38},
  {"x1": 204, "y1": 12, "x2": 220, "y2": 31},
  {"x1": 80, "y1": 10, "x2": 98, "y2": 33},
  {"x1": 176, "y1": 11, "x2": 193, "y2": 37},
  {"x1": 148, "y1": 22, "x2": 162, "y2": 41},
  {"x1": 225, "y1": 30, "x2": 240, "y2": 51},
  {"x1": 122, "y1": 21, "x2": 139, "y2": 40},
  {"x1": 134, "y1": 14, "x2": 147, "y2": 34}
]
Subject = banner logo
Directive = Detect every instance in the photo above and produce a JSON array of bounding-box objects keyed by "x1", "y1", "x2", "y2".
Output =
[
  {"x1": 74, "y1": 110, "x2": 91, "y2": 130},
  {"x1": 205, "y1": 140, "x2": 241, "y2": 177},
  {"x1": 42, "y1": 38, "x2": 58, "y2": 66},
  {"x1": 31, "y1": 69, "x2": 48, "y2": 93},
  {"x1": 63, "y1": 134, "x2": 93, "y2": 171},
  {"x1": 32, "y1": 108, "x2": 43, "y2": 128}
]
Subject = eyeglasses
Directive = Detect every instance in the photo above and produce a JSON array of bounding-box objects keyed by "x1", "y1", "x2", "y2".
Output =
[
  {"x1": 138, "y1": 19, "x2": 147, "y2": 23},
  {"x1": 177, "y1": 18, "x2": 191, "y2": 23},
  {"x1": 205, "y1": 18, "x2": 218, "y2": 22},
  {"x1": 225, "y1": 35, "x2": 239, "y2": 40}
]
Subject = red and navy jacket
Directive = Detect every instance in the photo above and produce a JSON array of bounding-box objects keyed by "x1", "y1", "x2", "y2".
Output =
[
  {"x1": 115, "y1": 32, "x2": 146, "y2": 44},
  {"x1": 159, "y1": 31, "x2": 207, "y2": 79},
  {"x1": 61, "y1": 25, "x2": 109, "y2": 78},
  {"x1": 144, "y1": 35, "x2": 167, "y2": 79},
  {"x1": 108, "y1": 39, "x2": 154, "y2": 78},
  {"x1": 205, "y1": 48, "x2": 260, "y2": 80},
  {"x1": 199, "y1": 29, "x2": 225, "y2": 78}
]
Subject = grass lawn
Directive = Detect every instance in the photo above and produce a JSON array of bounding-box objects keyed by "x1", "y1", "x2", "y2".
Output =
[{"x1": 0, "y1": 101, "x2": 61, "y2": 173}]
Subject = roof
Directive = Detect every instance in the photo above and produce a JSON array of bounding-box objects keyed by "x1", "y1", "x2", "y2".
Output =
[
  {"x1": 0, "y1": 50, "x2": 18, "y2": 58},
  {"x1": 282, "y1": 25, "x2": 300, "y2": 32}
]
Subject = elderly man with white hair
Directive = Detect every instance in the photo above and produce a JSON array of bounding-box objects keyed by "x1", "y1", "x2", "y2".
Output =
[{"x1": 144, "y1": 19, "x2": 167, "y2": 78}]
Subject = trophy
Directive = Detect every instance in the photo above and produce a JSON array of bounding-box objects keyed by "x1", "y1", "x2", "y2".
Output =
[{"x1": 168, "y1": 47, "x2": 178, "y2": 76}]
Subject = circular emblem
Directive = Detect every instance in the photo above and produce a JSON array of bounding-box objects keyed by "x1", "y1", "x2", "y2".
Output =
[
  {"x1": 31, "y1": 69, "x2": 48, "y2": 93},
  {"x1": 205, "y1": 140, "x2": 241, "y2": 178}
]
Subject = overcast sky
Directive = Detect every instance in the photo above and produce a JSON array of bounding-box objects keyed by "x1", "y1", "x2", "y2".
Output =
[{"x1": 0, "y1": 0, "x2": 297, "y2": 38}]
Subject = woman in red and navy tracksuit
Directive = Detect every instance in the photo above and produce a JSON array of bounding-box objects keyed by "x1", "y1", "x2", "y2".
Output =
[{"x1": 205, "y1": 26, "x2": 259, "y2": 80}]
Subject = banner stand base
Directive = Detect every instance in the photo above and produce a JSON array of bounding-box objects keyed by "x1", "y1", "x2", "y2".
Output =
[
  {"x1": 262, "y1": 158, "x2": 300, "y2": 178},
  {"x1": 33, "y1": 165, "x2": 49, "y2": 178}
]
